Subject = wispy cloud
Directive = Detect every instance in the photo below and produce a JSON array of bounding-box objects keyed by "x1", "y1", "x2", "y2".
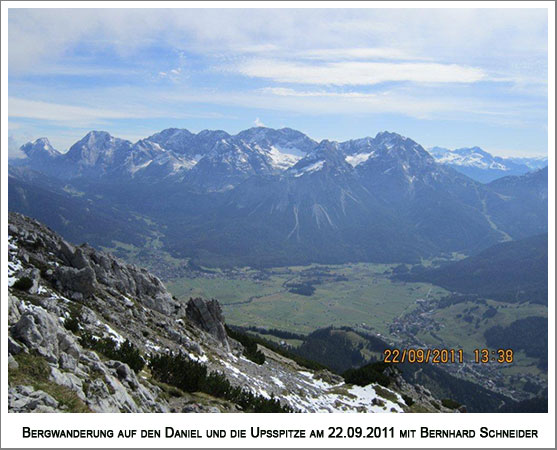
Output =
[
  {"x1": 13, "y1": 64, "x2": 139, "y2": 78},
  {"x1": 290, "y1": 86, "x2": 544, "y2": 128},
  {"x1": 298, "y1": 47, "x2": 428, "y2": 61},
  {"x1": 17, "y1": 76, "x2": 540, "y2": 125},
  {"x1": 8, "y1": 135, "x2": 25, "y2": 159},
  {"x1": 230, "y1": 59, "x2": 486, "y2": 86},
  {"x1": 8, "y1": 98, "x2": 144, "y2": 124},
  {"x1": 8, "y1": 96, "x2": 233, "y2": 128}
]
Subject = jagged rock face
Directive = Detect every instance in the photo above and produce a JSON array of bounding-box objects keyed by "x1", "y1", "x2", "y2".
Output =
[
  {"x1": 65, "y1": 131, "x2": 134, "y2": 174},
  {"x1": 8, "y1": 292, "x2": 168, "y2": 413},
  {"x1": 236, "y1": 127, "x2": 317, "y2": 156},
  {"x1": 20, "y1": 138, "x2": 61, "y2": 161},
  {"x1": 11, "y1": 303, "x2": 80, "y2": 366},
  {"x1": 186, "y1": 298, "x2": 230, "y2": 351},
  {"x1": 7, "y1": 212, "x2": 456, "y2": 413},
  {"x1": 9, "y1": 385, "x2": 60, "y2": 413},
  {"x1": 8, "y1": 213, "x2": 182, "y2": 316}
]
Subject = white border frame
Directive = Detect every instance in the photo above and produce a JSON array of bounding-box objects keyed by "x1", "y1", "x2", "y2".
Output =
[{"x1": 1, "y1": 2, "x2": 554, "y2": 448}]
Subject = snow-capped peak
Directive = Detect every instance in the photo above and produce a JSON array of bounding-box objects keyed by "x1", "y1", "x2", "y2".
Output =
[{"x1": 430, "y1": 146, "x2": 507, "y2": 170}]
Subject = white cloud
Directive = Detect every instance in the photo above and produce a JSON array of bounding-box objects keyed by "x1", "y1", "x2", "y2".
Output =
[
  {"x1": 8, "y1": 96, "x2": 232, "y2": 127},
  {"x1": 254, "y1": 117, "x2": 266, "y2": 127},
  {"x1": 231, "y1": 59, "x2": 486, "y2": 86},
  {"x1": 298, "y1": 47, "x2": 426, "y2": 61},
  {"x1": 487, "y1": 148, "x2": 548, "y2": 158},
  {"x1": 158, "y1": 85, "x2": 522, "y2": 123},
  {"x1": 8, "y1": 8, "x2": 547, "y2": 77},
  {"x1": 8, "y1": 135, "x2": 25, "y2": 159},
  {"x1": 19, "y1": 65, "x2": 138, "y2": 77},
  {"x1": 8, "y1": 97, "x2": 143, "y2": 124}
]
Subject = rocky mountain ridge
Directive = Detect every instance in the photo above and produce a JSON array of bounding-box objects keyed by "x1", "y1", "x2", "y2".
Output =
[
  {"x1": 13, "y1": 127, "x2": 319, "y2": 189},
  {"x1": 7, "y1": 212, "x2": 454, "y2": 413},
  {"x1": 13, "y1": 127, "x2": 546, "y2": 187}
]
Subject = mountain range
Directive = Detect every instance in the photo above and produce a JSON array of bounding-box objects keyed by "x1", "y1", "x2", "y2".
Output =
[
  {"x1": 9, "y1": 127, "x2": 548, "y2": 268},
  {"x1": 12, "y1": 128, "x2": 318, "y2": 189},
  {"x1": 12, "y1": 129, "x2": 546, "y2": 185}
]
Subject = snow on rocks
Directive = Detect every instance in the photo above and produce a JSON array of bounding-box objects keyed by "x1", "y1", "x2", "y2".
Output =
[
  {"x1": 103, "y1": 323, "x2": 125, "y2": 346},
  {"x1": 266, "y1": 145, "x2": 303, "y2": 170},
  {"x1": 293, "y1": 160, "x2": 325, "y2": 177},
  {"x1": 345, "y1": 152, "x2": 376, "y2": 167},
  {"x1": 211, "y1": 356, "x2": 404, "y2": 413}
]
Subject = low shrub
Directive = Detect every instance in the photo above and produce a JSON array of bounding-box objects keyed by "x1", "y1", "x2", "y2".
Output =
[
  {"x1": 226, "y1": 326, "x2": 328, "y2": 371},
  {"x1": 79, "y1": 332, "x2": 144, "y2": 373},
  {"x1": 9, "y1": 352, "x2": 90, "y2": 413},
  {"x1": 441, "y1": 398, "x2": 461, "y2": 409},
  {"x1": 149, "y1": 352, "x2": 292, "y2": 412},
  {"x1": 13, "y1": 277, "x2": 33, "y2": 291},
  {"x1": 64, "y1": 316, "x2": 80, "y2": 333},
  {"x1": 343, "y1": 361, "x2": 392, "y2": 388},
  {"x1": 225, "y1": 326, "x2": 265, "y2": 365}
]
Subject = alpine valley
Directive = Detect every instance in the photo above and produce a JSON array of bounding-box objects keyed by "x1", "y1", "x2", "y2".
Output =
[{"x1": 7, "y1": 126, "x2": 549, "y2": 413}]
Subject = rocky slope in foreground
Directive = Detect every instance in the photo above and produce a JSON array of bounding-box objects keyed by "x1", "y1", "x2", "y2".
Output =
[{"x1": 7, "y1": 213, "x2": 454, "y2": 413}]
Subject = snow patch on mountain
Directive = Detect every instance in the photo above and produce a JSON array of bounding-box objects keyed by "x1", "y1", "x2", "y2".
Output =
[
  {"x1": 129, "y1": 160, "x2": 153, "y2": 175},
  {"x1": 432, "y1": 148, "x2": 508, "y2": 170},
  {"x1": 282, "y1": 372, "x2": 404, "y2": 413},
  {"x1": 293, "y1": 160, "x2": 325, "y2": 177},
  {"x1": 266, "y1": 145, "x2": 303, "y2": 170},
  {"x1": 345, "y1": 152, "x2": 376, "y2": 167}
]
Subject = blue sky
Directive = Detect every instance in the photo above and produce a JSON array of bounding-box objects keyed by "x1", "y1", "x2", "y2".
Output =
[{"x1": 8, "y1": 7, "x2": 549, "y2": 157}]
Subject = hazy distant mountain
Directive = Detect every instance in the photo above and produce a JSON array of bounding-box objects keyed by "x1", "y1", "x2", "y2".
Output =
[
  {"x1": 397, "y1": 233, "x2": 548, "y2": 304},
  {"x1": 428, "y1": 146, "x2": 545, "y2": 183},
  {"x1": 486, "y1": 167, "x2": 548, "y2": 240},
  {"x1": 10, "y1": 138, "x2": 64, "y2": 177},
  {"x1": 489, "y1": 166, "x2": 548, "y2": 197},
  {"x1": 8, "y1": 127, "x2": 548, "y2": 267},
  {"x1": 506, "y1": 156, "x2": 549, "y2": 171},
  {"x1": 20, "y1": 137, "x2": 61, "y2": 160},
  {"x1": 7, "y1": 166, "x2": 152, "y2": 249}
]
